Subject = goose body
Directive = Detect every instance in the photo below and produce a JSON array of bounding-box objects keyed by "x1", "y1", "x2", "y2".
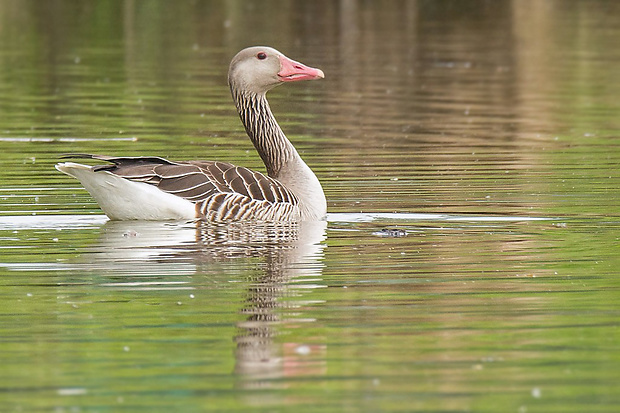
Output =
[{"x1": 56, "y1": 47, "x2": 326, "y2": 221}]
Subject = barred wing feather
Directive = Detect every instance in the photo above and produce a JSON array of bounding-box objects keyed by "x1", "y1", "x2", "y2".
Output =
[{"x1": 78, "y1": 155, "x2": 301, "y2": 221}]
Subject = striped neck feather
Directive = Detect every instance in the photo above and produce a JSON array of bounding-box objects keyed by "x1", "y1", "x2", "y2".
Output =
[{"x1": 231, "y1": 88, "x2": 296, "y2": 178}]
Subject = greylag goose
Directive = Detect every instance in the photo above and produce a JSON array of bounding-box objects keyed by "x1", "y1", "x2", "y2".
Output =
[{"x1": 56, "y1": 46, "x2": 326, "y2": 221}]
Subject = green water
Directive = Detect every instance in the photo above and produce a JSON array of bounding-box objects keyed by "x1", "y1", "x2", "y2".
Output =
[{"x1": 0, "y1": 1, "x2": 619, "y2": 412}]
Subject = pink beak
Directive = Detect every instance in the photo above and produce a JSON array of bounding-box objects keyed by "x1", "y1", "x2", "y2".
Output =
[{"x1": 277, "y1": 55, "x2": 325, "y2": 82}]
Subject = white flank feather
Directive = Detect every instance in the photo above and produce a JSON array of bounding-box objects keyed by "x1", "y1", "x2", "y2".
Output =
[{"x1": 55, "y1": 162, "x2": 197, "y2": 221}]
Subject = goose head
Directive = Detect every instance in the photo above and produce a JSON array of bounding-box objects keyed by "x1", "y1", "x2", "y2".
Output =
[{"x1": 228, "y1": 46, "x2": 324, "y2": 95}]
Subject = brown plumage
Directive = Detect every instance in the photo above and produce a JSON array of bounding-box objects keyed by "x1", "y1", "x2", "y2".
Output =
[
  {"x1": 61, "y1": 154, "x2": 300, "y2": 221},
  {"x1": 55, "y1": 46, "x2": 326, "y2": 221}
]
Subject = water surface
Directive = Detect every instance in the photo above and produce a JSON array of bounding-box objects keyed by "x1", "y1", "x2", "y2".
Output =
[{"x1": 0, "y1": 1, "x2": 619, "y2": 412}]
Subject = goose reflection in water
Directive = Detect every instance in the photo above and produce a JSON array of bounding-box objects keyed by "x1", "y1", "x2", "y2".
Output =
[{"x1": 91, "y1": 219, "x2": 328, "y2": 384}]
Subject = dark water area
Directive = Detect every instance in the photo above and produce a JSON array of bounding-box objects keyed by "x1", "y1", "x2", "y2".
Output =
[{"x1": 0, "y1": 1, "x2": 619, "y2": 412}]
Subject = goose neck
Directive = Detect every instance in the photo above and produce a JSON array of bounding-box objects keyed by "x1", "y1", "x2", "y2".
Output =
[{"x1": 232, "y1": 89, "x2": 295, "y2": 177}]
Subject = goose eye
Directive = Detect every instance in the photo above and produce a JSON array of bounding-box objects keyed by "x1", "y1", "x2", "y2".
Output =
[{"x1": 257, "y1": 52, "x2": 267, "y2": 60}]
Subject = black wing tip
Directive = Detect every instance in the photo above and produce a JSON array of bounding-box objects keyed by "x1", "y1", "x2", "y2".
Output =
[
  {"x1": 59, "y1": 153, "x2": 104, "y2": 160},
  {"x1": 59, "y1": 153, "x2": 177, "y2": 166}
]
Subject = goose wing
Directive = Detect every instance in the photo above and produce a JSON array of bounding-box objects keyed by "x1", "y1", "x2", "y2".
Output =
[{"x1": 61, "y1": 154, "x2": 301, "y2": 220}]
